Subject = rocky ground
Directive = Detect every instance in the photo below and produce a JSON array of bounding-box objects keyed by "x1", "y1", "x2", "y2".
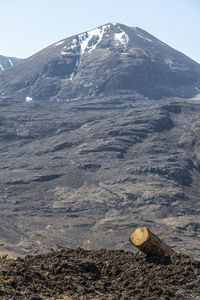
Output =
[
  {"x1": 0, "y1": 95, "x2": 200, "y2": 258},
  {"x1": 0, "y1": 246, "x2": 199, "y2": 299}
]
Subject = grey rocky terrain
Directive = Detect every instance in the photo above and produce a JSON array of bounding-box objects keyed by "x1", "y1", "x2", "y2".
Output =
[
  {"x1": 0, "y1": 23, "x2": 199, "y2": 259},
  {"x1": 0, "y1": 95, "x2": 199, "y2": 259},
  {"x1": 0, "y1": 55, "x2": 22, "y2": 73}
]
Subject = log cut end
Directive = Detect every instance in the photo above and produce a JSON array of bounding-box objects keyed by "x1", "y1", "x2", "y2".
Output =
[
  {"x1": 129, "y1": 226, "x2": 175, "y2": 257},
  {"x1": 130, "y1": 226, "x2": 149, "y2": 246}
]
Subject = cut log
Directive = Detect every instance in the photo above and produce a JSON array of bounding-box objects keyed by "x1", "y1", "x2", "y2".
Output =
[{"x1": 129, "y1": 226, "x2": 175, "y2": 256}]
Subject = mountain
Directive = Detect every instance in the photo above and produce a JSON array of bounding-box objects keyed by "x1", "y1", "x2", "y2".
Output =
[
  {"x1": 0, "y1": 24, "x2": 200, "y2": 259},
  {"x1": 0, "y1": 23, "x2": 200, "y2": 101},
  {"x1": 0, "y1": 55, "x2": 22, "y2": 73}
]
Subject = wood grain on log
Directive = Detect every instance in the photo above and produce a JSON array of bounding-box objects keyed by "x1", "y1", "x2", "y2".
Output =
[{"x1": 130, "y1": 226, "x2": 175, "y2": 256}]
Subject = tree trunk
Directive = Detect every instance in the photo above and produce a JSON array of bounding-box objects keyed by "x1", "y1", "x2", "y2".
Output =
[{"x1": 129, "y1": 226, "x2": 175, "y2": 256}]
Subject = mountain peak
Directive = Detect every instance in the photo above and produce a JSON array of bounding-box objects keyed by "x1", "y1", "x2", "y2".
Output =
[
  {"x1": 0, "y1": 23, "x2": 200, "y2": 101},
  {"x1": 51, "y1": 22, "x2": 130, "y2": 56}
]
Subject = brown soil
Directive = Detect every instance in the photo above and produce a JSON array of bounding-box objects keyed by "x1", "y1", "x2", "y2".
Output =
[{"x1": 0, "y1": 247, "x2": 199, "y2": 300}]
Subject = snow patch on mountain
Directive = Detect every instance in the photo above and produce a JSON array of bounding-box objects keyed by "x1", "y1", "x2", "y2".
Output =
[
  {"x1": 53, "y1": 41, "x2": 64, "y2": 47},
  {"x1": 70, "y1": 58, "x2": 79, "y2": 80},
  {"x1": 8, "y1": 59, "x2": 13, "y2": 66},
  {"x1": 0, "y1": 55, "x2": 22, "y2": 73},
  {"x1": 62, "y1": 24, "x2": 111, "y2": 57},
  {"x1": 70, "y1": 39, "x2": 78, "y2": 52},
  {"x1": 78, "y1": 25, "x2": 110, "y2": 54},
  {"x1": 136, "y1": 34, "x2": 152, "y2": 43},
  {"x1": 114, "y1": 32, "x2": 129, "y2": 45},
  {"x1": 62, "y1": 25, "x2": 111, "y2": 80},
  {"x1": 26, "y1": 96, "x2": 33, "y2": 102},
  {"x1": 114, "y1": 24, "x2": 129, "y2": 46},
  {"x1": 164, "y1": 57, "x2": 174, "y2": 68},
  {"x1": 195, "y1": 86, "x2": 200, "y2": 93}
]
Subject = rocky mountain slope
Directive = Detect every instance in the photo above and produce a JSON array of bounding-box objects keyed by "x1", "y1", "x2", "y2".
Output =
[
  {"x1": 0, "y1": 247, "x2": 200, "y2": 299},
  {"x1": 0, "y1": 55, "x2": 22, "y2": 73},
  {"x1": 0, "y1": 96, "x2": 200, "y2": 259},
  {"x1": 0, "y1": 23, "x2": 200, "y2": 101},
  {"x1": 0, "y1": 23, "x2": 200, "y2": 259}
]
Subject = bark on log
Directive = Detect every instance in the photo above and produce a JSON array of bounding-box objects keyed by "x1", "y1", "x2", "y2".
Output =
[{"x1": 129, "y1": 226, "x2": 175, "y2": 256}]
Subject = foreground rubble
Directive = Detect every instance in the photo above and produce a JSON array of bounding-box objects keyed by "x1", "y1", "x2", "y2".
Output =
[{"x1": 0, "y1": 247, "x2": 199, "y2": 299}]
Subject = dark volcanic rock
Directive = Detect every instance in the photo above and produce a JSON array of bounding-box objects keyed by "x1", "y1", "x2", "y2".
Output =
[{"x1": 0, "y1": 23, "x2": 200, "y2": 101}]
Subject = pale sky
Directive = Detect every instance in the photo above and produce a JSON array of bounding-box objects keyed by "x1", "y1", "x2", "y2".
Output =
[{"x1": 1, "y1": 0, "x2": 200, "y2": 63}]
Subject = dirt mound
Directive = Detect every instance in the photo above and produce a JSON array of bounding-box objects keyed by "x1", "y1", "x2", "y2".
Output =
[{"x1": 0, "y1": 247, "x2": 199, "y2": 299}]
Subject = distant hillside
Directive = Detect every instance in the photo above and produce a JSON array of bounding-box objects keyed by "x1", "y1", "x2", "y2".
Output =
[
  {"x1": 0, "y1": 23, "x2": 200, "y2": 101},
  {"x1": 0, "y1": 55, "x2": 22, "y2": 74}
]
